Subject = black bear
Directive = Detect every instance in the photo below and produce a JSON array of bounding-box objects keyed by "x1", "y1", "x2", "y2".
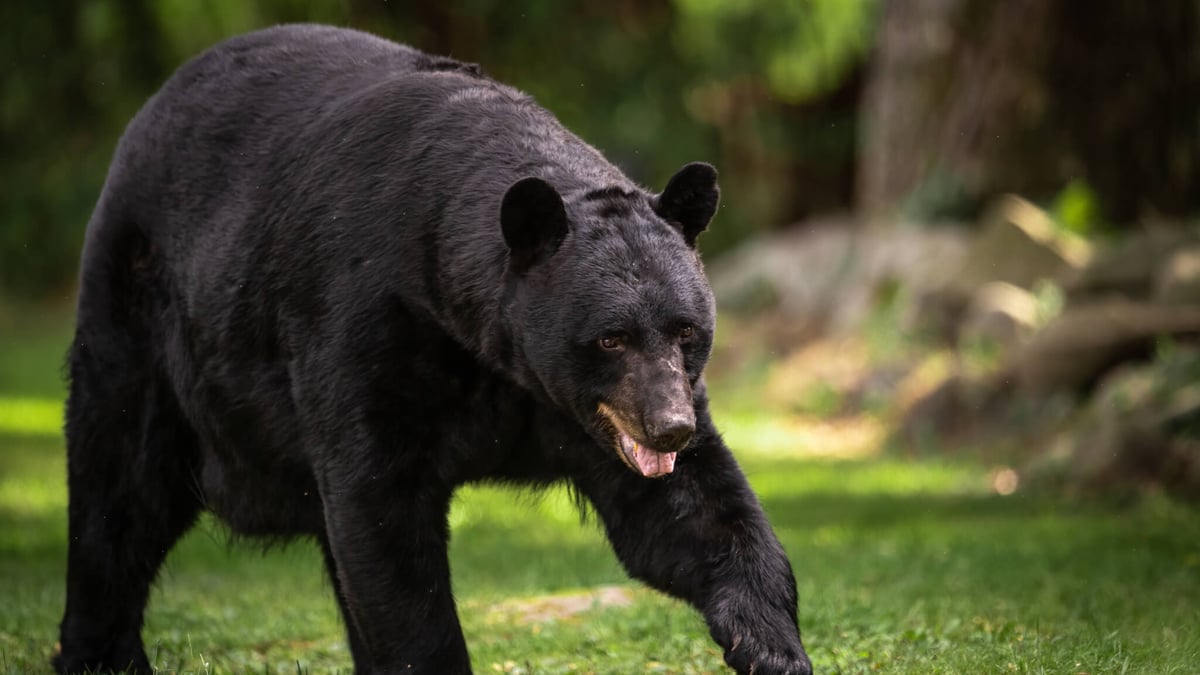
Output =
[{"x1": 56, "y1": 24, "x2": 812, "y2": 675}]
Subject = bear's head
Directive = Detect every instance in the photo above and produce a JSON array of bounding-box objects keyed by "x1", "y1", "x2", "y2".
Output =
[{"x1": 500, "y1": 163, "x2": 720, "y2": 477}]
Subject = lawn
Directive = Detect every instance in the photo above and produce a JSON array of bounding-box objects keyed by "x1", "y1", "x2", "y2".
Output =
[{"x1": 1, "y1": 307, "x2": 1197, "y2": 674}]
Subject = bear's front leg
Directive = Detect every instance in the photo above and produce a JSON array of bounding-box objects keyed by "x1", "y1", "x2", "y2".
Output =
[
  {"x1": 571, "y1": 410, "x2": 812, "y2": 675},
  {"x1": 318, "y1": 457, "x2": 471, "y2": 674}
]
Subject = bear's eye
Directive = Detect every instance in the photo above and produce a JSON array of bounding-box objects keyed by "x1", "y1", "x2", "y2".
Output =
[
  {"x1": 599, "y1": 335, "x2": 625, "y2": 351},
  {"x1": 679, "y1": 324, "x2": 694, "y2": 340}
]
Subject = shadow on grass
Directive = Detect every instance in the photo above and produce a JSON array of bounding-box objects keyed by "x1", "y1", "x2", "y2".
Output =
[{"x1": 0, "y1": 508, "x2": 64, "y2": 558}]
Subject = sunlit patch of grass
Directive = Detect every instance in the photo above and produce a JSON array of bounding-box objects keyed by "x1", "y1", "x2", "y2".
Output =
[
  {"x1": 0, "y1": 472, "x2": 65, "y2": 519},
  {"x1": 470, "y1": 584, "x2": 633, "y2": 626},
  {"x1": 745, "y1": 457, "x2": 988, "y2": 500},
  {"x1": 717, "y1": 407, "x2": 885, "y2": 460},
  {"x1": 0, "y1": 397, "x2": 62, "y2": 437}
]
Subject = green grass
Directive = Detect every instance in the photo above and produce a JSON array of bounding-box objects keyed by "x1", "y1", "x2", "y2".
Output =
[{"x1": 1, "y1": 309, "x2": 1198, "y2": 673}]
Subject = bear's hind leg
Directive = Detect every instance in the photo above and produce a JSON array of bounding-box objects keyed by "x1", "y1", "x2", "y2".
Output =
[{"x1": 54, "y1": 335, "x2": 203, "y2": 675}]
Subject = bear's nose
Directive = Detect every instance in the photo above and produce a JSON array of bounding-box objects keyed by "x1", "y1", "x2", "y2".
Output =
[{"x1": 646, "y1": 413, "x2": 695, "y2": 453}]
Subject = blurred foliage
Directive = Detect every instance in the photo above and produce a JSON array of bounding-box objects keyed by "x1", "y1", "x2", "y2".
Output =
[
  {"x1": 1029, "y1": 279, "x2": 1065, "y2": 328},
  {"x1": 1050, "y1": 180, "x2": 1105, "y2": 237},
  {"x1": 0, "y1": 0, "x2": 878, "y2": 299},
  {"x1": 673, "y1": 0, "x2": 875, "y2": 103}
]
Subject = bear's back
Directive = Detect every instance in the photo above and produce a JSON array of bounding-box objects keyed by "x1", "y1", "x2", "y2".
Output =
[
  {"x1": 160, "y1": 23, "x2": 480, "y2": 110},
  {"x1": 104, "y1": 25, "x2": 486, "y2": 236},
  {"x1": 102, "y1": 24, "x2": 624, "y2": 262},
  {"x1": 88, "y1": 25, "x2": 630, "y2": 361},
  {"x1": 88, "y1": 26, "x2": 519, "y2": 308}
]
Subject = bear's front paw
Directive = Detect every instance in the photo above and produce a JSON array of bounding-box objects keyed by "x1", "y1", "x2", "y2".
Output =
[
  {"x1": 720, "y1": 631, "x2": 812, "y2": 675},
  {"x1": 707, "y1": 603, "x2": 811, "y2": 675}
]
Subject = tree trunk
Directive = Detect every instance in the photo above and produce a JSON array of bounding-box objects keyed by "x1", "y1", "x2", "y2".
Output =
[{"x1": 857, "y1": 0, "x2": 1200, "y2": 225}]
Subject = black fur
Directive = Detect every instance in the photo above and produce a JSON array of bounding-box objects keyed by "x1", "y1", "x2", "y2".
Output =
[
  {"x1": 56, "y1": 24, "x2": 811, "y2": 675},
  {"x1": 500, "y1": 176, "x2": 569, "y2": 274},
  {"x1": 655, "y1": 161, "x2": 721, "y2": 247}
]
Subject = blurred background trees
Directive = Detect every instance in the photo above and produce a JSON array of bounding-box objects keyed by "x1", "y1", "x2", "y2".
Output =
[
  {"x1": 859, "y1": 0, "x2": 1200, "y2": 223},
  {"x1": 1, "y1": 0, "x2": 877, "y2": 297},
  {"x1": 5, "y1": 0, "x2": 1199, "y2": 297}
]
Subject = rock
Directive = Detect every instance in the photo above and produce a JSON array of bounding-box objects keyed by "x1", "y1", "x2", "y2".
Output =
[
  {"x1": 898, "y1": 374, "x2": 969, "y2": 444},
  {"x1": 909, "y1": 195, "x2": 1090, "y2": 339},
  {"x1": 891, "y1": 352, "x2": 956, "y2": 415},
  {"x1": 1065, "y1": 227, "x2": 1200, "y2": 302},
  {"x1": 843, "y1": 364, "x2": 912, "y2": 415},
  {"x1": 1166, "y1": 438, "x2": 1200, "y2": 495},
  {"x1": 1030, "y1": 362, "x2": 1200, "y2": 496},
  {"x1": 1070, "y1": 416, "x2": 1170, "y2": 488},
  {"x1": 1009, "y1": 300, "x2": 1200, "y2": 393},
  {"x1": 959, "y1": 281, "x2": 1039, "y2": 350},
  {"x1": 897, "y1": 372, "x2": 1010, "y2": 446},
  {"x1": 905, "y1": 288, "x2": 966, "y2": 343},
  {"x1": 1089, "y1": 363, "x2": 1158, "y2": 414},
  {"x1": 1074, "y1": 367, "x2": 1161, "y2": 485},
  {"x1": 762, "y1": 339, "x2": 868, "y2": 412},
  {"x1": 955, "y1": 195, "x2": 1092, "y2": 291},
  {"x1": 708, "y1": 218, "x2": 857, "y2": 318},
  {"x1": 707, "y1": 217, "x2": 969, "y2": 336},
  {"x1": 1154, "y1": 247, "x2": 1200, "y2": 305},
  {"x1": 827, "y1": 222, "x2": 970, "y2": 334}
]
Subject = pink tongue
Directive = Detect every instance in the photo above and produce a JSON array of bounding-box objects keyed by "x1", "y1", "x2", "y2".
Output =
[{"x1": 633, "y1": 444, "x2": 677, "y2": 477}]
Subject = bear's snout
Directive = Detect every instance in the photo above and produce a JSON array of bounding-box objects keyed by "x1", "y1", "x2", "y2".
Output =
[{"x1": 645, "y1": 409, "x2": 695, "y2": 454}]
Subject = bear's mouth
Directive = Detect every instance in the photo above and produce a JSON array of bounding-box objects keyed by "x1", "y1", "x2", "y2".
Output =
[{"x1": 597, "y1": 403, "x2": 677, "y2": 478}]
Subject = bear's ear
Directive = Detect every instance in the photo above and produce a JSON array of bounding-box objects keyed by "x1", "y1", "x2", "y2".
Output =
[
  {"x1": 653, "y1": 162, "x2": 720, "y2": 247},
  {"x1": 501, "y1": 177, "x2": 569, "y2": 274}
]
